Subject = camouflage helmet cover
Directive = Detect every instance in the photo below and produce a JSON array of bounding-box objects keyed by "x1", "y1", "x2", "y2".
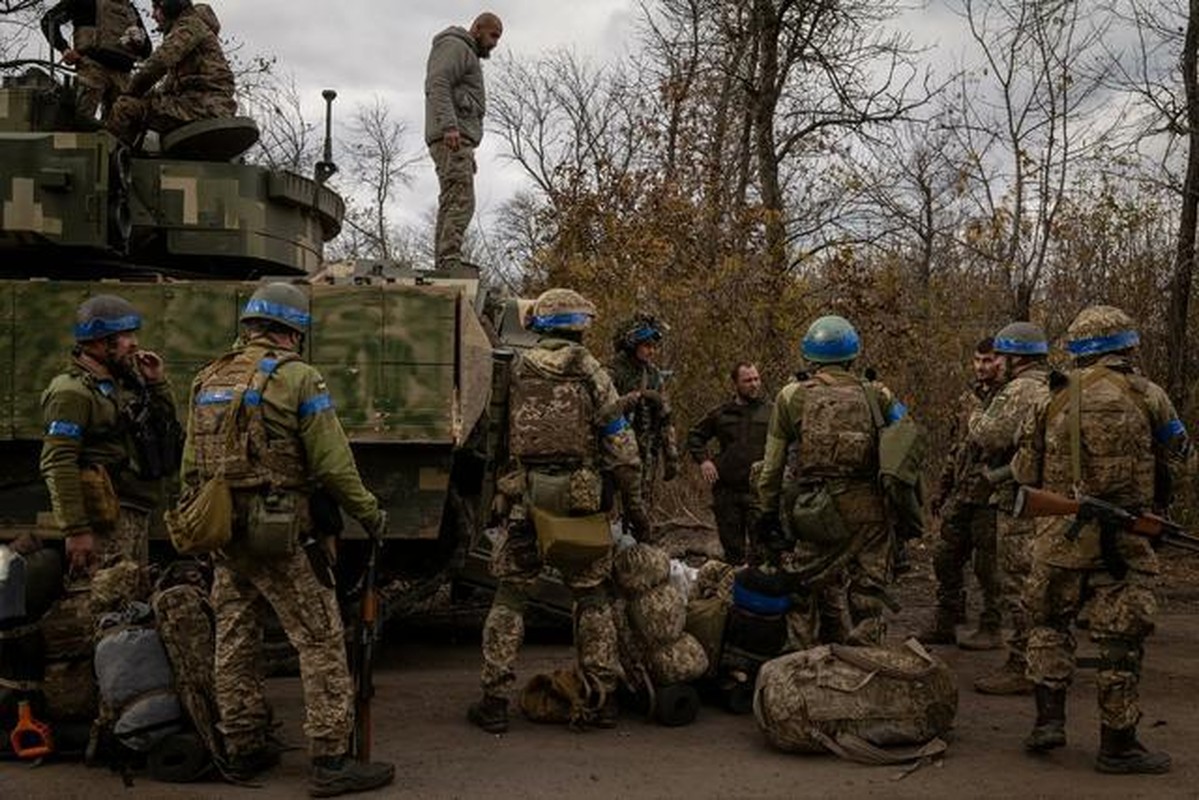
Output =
[
  {"x1": 993, "y1": 321, "x2": 1049, "y2": 356},
  {"x1": 75, "y1": 294, "x2": 142, "y2": 342},
  {"x1": 529, "y1": 288, "x2": 596, "y2": 333},
  {"x1": 240, "y1": 282, "x2": 311, "y2": 334},
  {"x1": 802, "y1": 315, "x2": 861, "y2": 363},
  {"x1": 615, "y1": 312, "x2": 668, "y2": 350},
  {"x1": 1065, "y1": 305, "x2": 1140, "y2": 357}
]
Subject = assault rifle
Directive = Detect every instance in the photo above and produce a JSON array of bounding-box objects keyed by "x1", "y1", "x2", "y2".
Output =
[
  {"x1": 1013, "y1": 486, "x2": 1199, "y2": 554},
  {"x1": 350, "y1": 513, "x2": 385, "y2": 763}
]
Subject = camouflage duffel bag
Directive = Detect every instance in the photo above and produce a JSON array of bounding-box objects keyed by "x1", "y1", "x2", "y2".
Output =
[
  {"x1": 612, "y1": 544, "x2": 670, "y2": 597},
  {"x1": 753, "y1": 638, "x2": 956, "y2": 765},
  {"x1": 646, "y1": 632, "x2": 709, "y2": 686},
  {"x1": 628, "y1": 583, "x2": 687, "y2": 648}
]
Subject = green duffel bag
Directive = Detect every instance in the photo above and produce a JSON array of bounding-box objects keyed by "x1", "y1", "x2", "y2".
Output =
[
  {"x1": 529, "y1": 506, "x2": 611, "y2": 573},
  {"x1": 789, "y1": 484, "x2": 851, "y2": 546}
]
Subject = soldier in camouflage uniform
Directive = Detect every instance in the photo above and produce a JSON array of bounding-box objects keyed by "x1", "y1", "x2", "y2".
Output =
[
  {"x1": 756, "y1": 316, "x2": 909, "y2": 647},
  {"x1": 183, "y1": 283, "x2": 394, "y2": 796},
  {"x1": 969, "y1": 322, "x2": 1052, "y2": 695},
  {"x1": 918, "y1": 338, "x2": 1003, "y2": 648},
  {"x1": 40, "y1": 0, "x2": 151, "y2": 121},
  {"x1": 40, "y1": 295, "x2": 177, "y2": 578},
  {"x1": 424, "y1": 13, "x2": 503, "y2": 268},
  {"x1": 106, "y1": 0, "x2": 236, "y2": 147},
  {"x1": 469, "y1": 288, "x2": 651, "y2": 734},
  {"x1": 1016, "y1": 306, "x2": 1188, "y2": 774},
  {"x1": 607, "y1": 313, "x2": 681, "y2": 516}
]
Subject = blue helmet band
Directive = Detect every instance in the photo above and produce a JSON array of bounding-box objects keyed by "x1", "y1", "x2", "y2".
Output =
[
  {"x1": 74, "y1": 314, "x2": 141, "y2": 340},
  {"x1": 804, "y1": 329, "x2": 861, "y2": 361},
  {"x1": 628, "y1": 325, "x2": 661, "y2": 344},
  {"x1": 242, "y1": 299, "x2": 311, "y2": 330},
  {"x1": 1066, "y1": 330, "x2": 1140, "y2": 357},
  {"x1": 530, "y1": 312, "x2": 592, "y2": 331},
  {"x1": 994, "y1": 337, "x2": 1049, "y2": 356}
]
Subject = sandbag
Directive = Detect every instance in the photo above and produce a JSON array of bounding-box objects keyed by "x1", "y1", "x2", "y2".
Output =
[
  {"x1": 753, "y1": 639, "x2": 957, "y2": 764},
  {"x1": 612, "y1": 544, "x2": 671, "y2": 596},
  {"x1": 646, "y1": 632, "x2": 709, "y2": 685},
  {"x1": 90, "y1": 562, "x2": 148, "y2": 615},
  {"x1": 41, "y1": 589, "x2": 93, "y2": 661},
  {"x1": 42, "y1": 659, "x2": 98, "y2": 720},
  {"x1": 628, "y1": 583, "x2": 687, "y2": 649},
  {"x1": 95, "y1": 603, "x2": 182, "y2": 752},
  {"x1": 693, "y1": 560, "x2": 736, "y2": 602}
]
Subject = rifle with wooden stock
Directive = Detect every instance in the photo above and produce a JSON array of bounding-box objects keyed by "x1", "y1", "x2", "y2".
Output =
[{"x1": 1013, "y1": 486, "x2": 1199, "y2": 554}]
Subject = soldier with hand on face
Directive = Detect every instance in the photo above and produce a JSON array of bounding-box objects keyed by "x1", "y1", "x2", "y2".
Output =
[
  {"x1": 41, "y1": 294, "x2": 178, "y2": 579},
  {"x1": 182, "y1": 283, "x2": 394, "y2": 796}
]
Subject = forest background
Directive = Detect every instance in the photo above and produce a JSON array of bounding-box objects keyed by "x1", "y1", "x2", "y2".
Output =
[{"x1": 4, "y1": 0, "x2": 1199, "y2": 518}]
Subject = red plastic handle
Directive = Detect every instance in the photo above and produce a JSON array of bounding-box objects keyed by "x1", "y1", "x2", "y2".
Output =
[{"x1": 10, "y1": 701, "x2": 54, "y2": 760}]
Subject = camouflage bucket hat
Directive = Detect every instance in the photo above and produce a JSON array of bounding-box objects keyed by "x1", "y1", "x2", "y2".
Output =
[
  {"x1": 993, "y1": 321, "x2": 1049, "y2": 356},
  {"x1": 240, "y1": 282, "x2": 311, "y2": 334},
  {"x1": 802, "y1": 315, "x2": 860, "y2": 363},
  {"x1": 529, "y1": 288, "x2": 596, "y2": 333},
  {"x1": 1065, "y1": 305, "x2": 1140, "y2": 357},
  {"x1": 75, "y1": 294, "x2": 142, "y2": 342}
]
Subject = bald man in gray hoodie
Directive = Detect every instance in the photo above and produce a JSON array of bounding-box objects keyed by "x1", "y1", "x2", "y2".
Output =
[{"x1": 424, "y1": 12, "x2": 503, "y2": 269}]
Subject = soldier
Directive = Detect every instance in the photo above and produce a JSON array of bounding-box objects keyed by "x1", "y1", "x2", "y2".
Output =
[
  {"x1": 106, "y1": 0, "x2": 235, "y2": 147},
  {"x1": 969, "y1": 322, "x2": 1052, "y2": 695},
  {"x1": 424, "y1": 12, "x2": 503, "y2": 268},
  {"x1": 183, "y1": 283, "x2": 394, "y2": 795},
  {"x1": 918, "y1": 337, "x2": 1003, "y2": 648},
  {"x1": 686, "y1": 362, "x2": 773, "y2": 565},
  {"x1": 40, "y1": 0, "x2": 151, "y2": 121},
  {"x1": 607, "y1": 313, "x2": 680, "y2": 514},
  {"x1": 468, "y1": 288, "x2": 651, "y2": 734},
  {"x1": 41, "y1": 295, "x2": 178, "y2": 578},
  {"x1": 1017, "y1": 306, "x2": 1187, "y2": 774},
  {"x1": 756, "y1": 316, "x2": 908, "y2": 647}
]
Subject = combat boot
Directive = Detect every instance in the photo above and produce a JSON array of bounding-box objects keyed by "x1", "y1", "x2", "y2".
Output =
[
  {"x1": 1024, "y1": 685, "x2": 1067, "y2": 752},
  {"x1": 958, "y1": 622, "x2": 1003, "y2": 651},
  {"x1": 309, "y1": 755, "x2": 396, "y2": 797},
  {"x1": 916, "y1": 608, "x2": 958, "y2": 646},
  {"x1": 1094, "y1": 726, "x2": 1171, "y2": 775},
  {"x1": 223, "y1": 747, "x2": 282, "y2": 782},
  {"x1": 973, "y1": 656, "x2": 1033, "y2": 695},
  {"x1": 467, "y1": 695, "x2": 509, "y2": 734}
]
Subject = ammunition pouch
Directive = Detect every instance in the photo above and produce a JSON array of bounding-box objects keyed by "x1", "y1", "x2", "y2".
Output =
[
  {"x1": 528, "y1": 506, "x2": 611, "y2": 574},
  {"x1": 789, "y1": 483, "x2": 851, "y2": 547},
  {"x1": 1095, "y1": 638, "x2": 1142, "y2": 674},
  {"x1": 527, "y1": 467, "x2": 603, "y2": 516},
  {"x1": 80, "y1": 464, "x2": 121, "y2": 532},
  {"x1": 165, "y1": 476, "x2": 233, "y2": 556},
  {"x1": 244, "y1": 491, "x2": 306, "y2": 558}
]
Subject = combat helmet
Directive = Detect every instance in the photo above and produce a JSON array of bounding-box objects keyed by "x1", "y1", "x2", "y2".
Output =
[
  {"x1": 615, "y1": 312, "x2": 668, "y2": 351},
  {"x1": 993, "y1": 321, "x2": 1049, "y2": 357},
  {"x1": 802, "y1": 315, "x2": 861, "y2": 363},
  {"x1": 528, "y1": 288, "x2": 596, "y2": 333},
  {"x1": 1065, "y1": 305, "x2": 1140, "y2": 358},
  {"x1": 240, "y1": 283, "x2": 311, "y2": 335},
  {"x1": 75, "y1": 295, "x2": 142, "y2": 342}
]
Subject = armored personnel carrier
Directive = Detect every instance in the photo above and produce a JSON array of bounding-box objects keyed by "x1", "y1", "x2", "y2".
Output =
[{"x1": 0, "y1": 67, "x2": 524, "y2": 616}]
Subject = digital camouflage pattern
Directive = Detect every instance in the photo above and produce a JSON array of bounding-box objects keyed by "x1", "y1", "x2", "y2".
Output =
[
  {"x1": 429, "y1": 141, "x2": 475, "y2": 266},
  {"x1": 41, "y1": 0, "x2": 150, "y2": 119},
  {"x1": 607, "y1": 350, "x2": 679, "y2": 509},
  {"x1": 152, "y1": 583, "x2": 222, "y2": 759}
]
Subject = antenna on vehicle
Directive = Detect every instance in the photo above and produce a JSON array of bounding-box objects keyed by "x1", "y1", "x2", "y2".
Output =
[{"x1": 315, "y1": 89, "x2": 338, "y2": 185}]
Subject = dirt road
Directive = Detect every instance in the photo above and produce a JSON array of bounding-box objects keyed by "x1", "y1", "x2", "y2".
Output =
[{"x1": 3, "y1": 594, "x2": 1198, "y2": 800}]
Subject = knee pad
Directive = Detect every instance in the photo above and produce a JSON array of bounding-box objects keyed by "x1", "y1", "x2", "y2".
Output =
[{"x1": 1096, "y1": 637, "x2": 1143, "y2": 674}]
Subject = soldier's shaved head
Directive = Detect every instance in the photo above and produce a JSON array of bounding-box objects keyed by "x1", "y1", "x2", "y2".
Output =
[{"x1": 471, "y1": 12, "x2": 503, "y2": 57}]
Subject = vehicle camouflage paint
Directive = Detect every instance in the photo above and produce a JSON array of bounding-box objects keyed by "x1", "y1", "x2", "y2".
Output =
[{"x1": 0, "y1": 67, "x2": 540, "y2": 615}]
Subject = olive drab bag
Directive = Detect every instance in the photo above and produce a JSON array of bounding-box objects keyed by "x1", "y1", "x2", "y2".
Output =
[{"x1": 866, "y1": 386, "x2": 928, "y2": 541}]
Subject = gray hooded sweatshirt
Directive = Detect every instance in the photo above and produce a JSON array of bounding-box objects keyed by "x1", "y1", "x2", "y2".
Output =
[{"x1": 424, "y1": 26, "x2": 486, "y2": 147}]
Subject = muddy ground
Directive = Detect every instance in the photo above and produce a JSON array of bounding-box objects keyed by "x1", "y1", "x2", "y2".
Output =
[{"x1": 4, "y1": 543, "x2": 1199, "y2": 799}]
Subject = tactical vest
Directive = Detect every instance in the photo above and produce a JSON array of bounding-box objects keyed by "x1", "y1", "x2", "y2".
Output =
[
  {"x1": 1042, "y1": 367, "x2": 1155, "y2": 507},
  {"x1": 796, "y1": 374, "x2": 878, "y2": 480},
  {"x1": 190, "y1": 349, "x2": 307, "y2": 490},
  {"x1": 73, "y1": 0, "x2": 139, "y2": 60},
  {"x1": 508, "y1": 351, "x2": 596, "y2": 464}
]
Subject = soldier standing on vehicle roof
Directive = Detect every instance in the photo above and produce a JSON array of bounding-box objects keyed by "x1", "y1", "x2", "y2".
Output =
[
  {"x1": 607, "y1": 313, "x2": 681, "y2": 517},
  {"x1": 1016, "y1": 306, "x2": 1189, "y2": 774},
  {"x1": 105, "y1": 0, "x2": 235, "y2": 147},
  {"x1": 40, "y1": 0, "x2": 151, "y2": 122},
  {"x1": 183, "y1": 283, "x2": 394, "y2": 796},
  {"x1": 468, "y1": 288, "x2": 652, "y2": 734},
  {"x1": 969, "y1": 322, "x2": 1052, "y2": 696},
  {"x1": 40, "y1": 294, "x2": 178, "y2": 579},
  {"x1": 425, "y1": 12, "x2": 503, "y2": 269}
]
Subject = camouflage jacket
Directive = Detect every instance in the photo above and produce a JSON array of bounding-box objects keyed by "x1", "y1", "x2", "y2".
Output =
[
  {"x1": 40, "y1": 352, "x2": 176, "y2": 531},
  {"x1": 128, "y1": 4, "x2": 233, "y2": 102},
  {"x1": 968, "y1": 363, "x2": 1050, "y2": 469},
  {"x1": 1012, "y1": 355, "x2": 1190, "y2": 572},
  {"x1": 180, "y1": 337, "x2": 381, "y2": 529},
  {"x1": 756, "y1": 365, "x2": 905, "y2": 516},
  {"x1": 40, "y1": 0, "x2": 151, "y2": 70},
  {"x1": 424, "y1": 26, "x2": 486, "y2": 146},
  {"x1": 936, "y1": 382, "x2": 996, "y2": 508},
  {"x1": 606, "y1": 350, "x2": 679, "y2": 469},
  {"x1": 685, "y1": 396, "x2": 772, "y2": 492}
]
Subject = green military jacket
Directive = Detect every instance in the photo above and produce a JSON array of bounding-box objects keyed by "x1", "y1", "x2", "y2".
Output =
[
  {"x1": 180, "y1": 337, "x2": 381, "y2": 529},
  {"x1": 936, "y1": 383, "x2": 996, "y2": 508},
  {"x1": 40, "y1": 353, "x2": 176, "y2": 532}
]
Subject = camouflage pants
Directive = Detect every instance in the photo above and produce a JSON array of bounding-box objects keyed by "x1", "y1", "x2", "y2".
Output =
[
  {"x1": 212, "y1": 549, "x2": 352, "y2": 758},
  {"x1": 998, "y1": 515, "x2": 1035, "y2": 667},
  {"x1": 96, "y1": 506, "x2": 149, "y2": 569},
  {"x1": 74, "y1": 58, "x2": 130, "y2": 121},
  {"x1": 932, "y1": 500, "x2": 999, "y2": 625},
  {"x1": 429, "y1": 141, "x2": 476, "y2": 266},
  {"x1": 481, "y1": 521, "x2": 620, "y2": 700},
  {"x1": 106, "y1": 90, "x2": 237, "y2": 146},
  {"x1": 712, "y1": 486, "x2": 759, "y2": 566},
  {"x1": 1025, "y1": 561, "x2": 1157, "y2": 730}
]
